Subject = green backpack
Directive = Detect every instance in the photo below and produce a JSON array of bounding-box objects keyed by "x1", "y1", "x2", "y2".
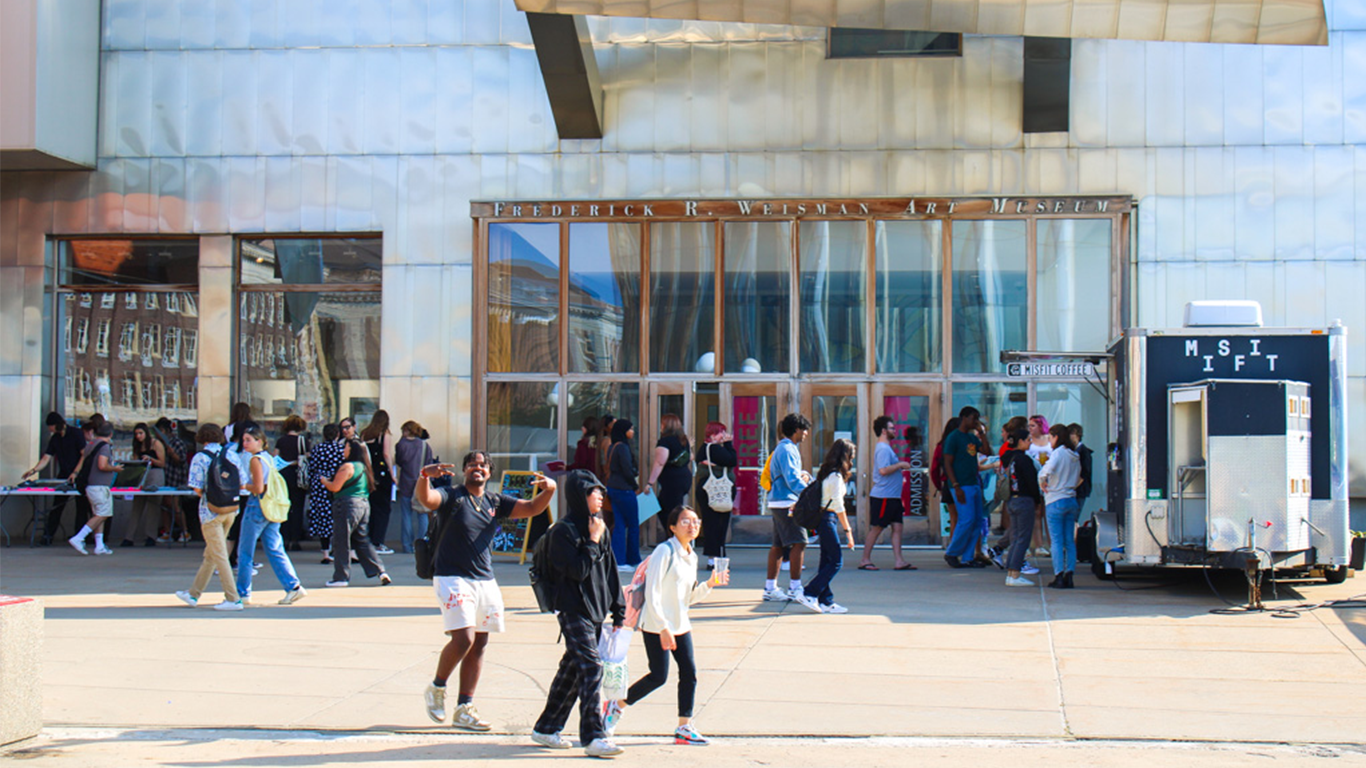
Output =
[{"x1": 256, "y1": 456, "x2": 291, "y2": 523}]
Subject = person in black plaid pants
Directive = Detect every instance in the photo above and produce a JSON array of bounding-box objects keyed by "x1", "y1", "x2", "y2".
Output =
[{"x1": 532, "y1": 470, "x2": 626, "y2": 756}]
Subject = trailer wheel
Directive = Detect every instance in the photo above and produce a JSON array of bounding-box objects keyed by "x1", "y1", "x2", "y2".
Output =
[
  {"x1": 1323, "y1": 566, "x2": 1350, "y2": 584},
  {"x1": 1091, "y1": 557, "x2": 1116, "y2": 581}
]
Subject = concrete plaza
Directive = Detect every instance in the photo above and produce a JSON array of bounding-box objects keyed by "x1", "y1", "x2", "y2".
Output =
[{"x1": 1, "y1": 543, "x2": 1364, "y2": 765}]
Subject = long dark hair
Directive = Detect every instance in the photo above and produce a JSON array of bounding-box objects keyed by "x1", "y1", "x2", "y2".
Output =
[
  {"x1": 816, "y1": 438, "x2": 856, "y2": 485},
  {"x1": 237, "y1": 422, "x2": 267, "y2": 453},
  {"x1": 345, "y1": 439, "x2": 377, "y2": 486},
  {"x1": 229, "y1": 402, "x2": 252, "y2": 429},
  {"x1": 937, "y1": 417, "x2": 961, "y2": 446},
  {"x1": 132, "y1": 422, "x2": 159, "y2": 456},
  {"x1": 360, "y1": 409, "x2": 390, "y2": 442}
]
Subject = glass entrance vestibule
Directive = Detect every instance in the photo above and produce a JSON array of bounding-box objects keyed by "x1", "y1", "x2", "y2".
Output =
[{"x1": 473, "y1": 197, "x2": 1130, "y2": 545}]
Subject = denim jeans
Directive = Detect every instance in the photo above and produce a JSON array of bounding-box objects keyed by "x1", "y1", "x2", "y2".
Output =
[
  {"x1": 1005, "y1": 497, "x2": 1036, "y2": 572},
  {"x1": 1045, "y1": 497, "x2": 1081, "y2": 575},
  {"x1": 606, "y1": 487, "x2": 640, "y2": 566},
  {"x1": 944, "y1": 484, "x2": 985, "y2": 561},
  {"x1": 235, "y1": 497, "x2": 301, "y2": 598},
  {"x1": 802, "y1": 512, "x2": 844, "y2": 606},
  {"x1": 397, "y1": 494, "x2": 428, "y2": 554}
]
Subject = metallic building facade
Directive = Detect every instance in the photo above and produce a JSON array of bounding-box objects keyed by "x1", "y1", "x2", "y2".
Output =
[{"x1": 2, "y1": 0, "x2": 1365, "y2": 525}]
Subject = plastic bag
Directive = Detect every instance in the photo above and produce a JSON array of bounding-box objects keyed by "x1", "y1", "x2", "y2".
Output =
[{"x1": 598, "y1": 626, "x2": 632, "y2": 701}]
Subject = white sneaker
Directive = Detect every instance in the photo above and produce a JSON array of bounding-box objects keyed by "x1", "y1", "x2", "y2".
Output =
[
  {"x1": 821, "y1": 602, "x2": 849, "y2": 614},
  {"x1": 423, "y1": 683, "x2": 446, "y2": 724},
  {"x1": 779, "y1": 560, "x2": 790, "y2": 572},
  {"x1": 68, "y1": 537, "x2": 88, "y2": 555},
  {"x1": 213, "y1": 600, "x2": 243, "y2": 611},
  {"x1": 584, "y1": 738, "x2": 624, "y2": 758},
  {"x1": 325, "y1": 579, "x2": 349, "y2": 588},
  {"x1": 531, "y1": 731, "x2": 572, "y2": 749},
  {"x1": 93, "y1": 545, "x2": 114, "y2": 556},
  {"x1": 761, "y1": 587, "x2": 791, "y2": 602},
  {"x1": 794, "y1": 593, "x2": 823, "y2": 613},
  {"x1": 379, "y1": 573, "x2": 393, "y2": 586},
  {"x1": 617, "y1": 564, "x2": 636, "y2": 573},
  {"x1": 787, "y1": 587, "x2": 807, "y2": 602},
  {"x1": 1005, "y1": 575, "x2": 1036, "y2": 587},
  {"x1": 174, "y1": 590, "x2": 198, "y2": 607},
  {"x1": 278, "y1": 586, "x2": 307, "y2": 605},
  {"x1": 1021, "y1": 562, "x2": 1040, "y2": 575},
  {"x1": 1036, "y1": 547, "x2": 1051, "y2": 557},
  {"x1": 452, "y1": 702, "x2": 492, "y2": 732},
  {"x1": 375, "y1": 545, "x2": 395, "y2": 555}
]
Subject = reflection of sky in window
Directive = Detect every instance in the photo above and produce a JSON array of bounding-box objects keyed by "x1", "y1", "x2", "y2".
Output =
[
  {"x1": 569, "y1": 223, "x2": 623, "y2": 305},
  {"x1": 491, "y1": 223, "x2": 558, "y2": 269}
]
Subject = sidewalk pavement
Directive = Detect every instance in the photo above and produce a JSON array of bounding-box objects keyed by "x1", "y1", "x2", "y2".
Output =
[{"x1": 2, "y1": 544, "x2": 1364, "y2": 751}]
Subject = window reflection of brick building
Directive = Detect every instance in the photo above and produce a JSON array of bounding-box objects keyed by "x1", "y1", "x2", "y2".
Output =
[{"x1": 63, "y1": 290, "x2": 199, "y2": 429}]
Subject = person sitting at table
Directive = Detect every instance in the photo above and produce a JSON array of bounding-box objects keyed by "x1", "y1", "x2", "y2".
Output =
[
  {"x1": 22, "y1": 411, "x2": 87, "y2": 546},
  {"x1": 122, "y1": 422, "x2": 168, "y2": 548}
]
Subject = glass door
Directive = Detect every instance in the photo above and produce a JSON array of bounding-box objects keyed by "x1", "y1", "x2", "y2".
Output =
[
  {"x1": 721, "y1": 383, "x2": 789, "y2": 522},
  {"x1": 874, "y1": 383, "x2": 942, "y2": 545},
  {"x1": 802, "y1": 384, "x2": 868, "y2": 530}
]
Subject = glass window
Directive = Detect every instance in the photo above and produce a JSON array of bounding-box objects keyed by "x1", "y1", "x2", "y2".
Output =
[
  {"x1": 1037, "y1": 219, "x2": 1113, "y2": 353},
  {"x1": 487, "y1": 223, "x2": 560, "y2": 374},
  {"x1": 184, "y1": 330, "x2": 198, "y2": 367},
  {"x1": 60, "y1": 240, "x2": 199, "y2": 286},
  {"x1": 565, "y1": 382, "x2": 641, "y2": 471},
  {"x1": 164, "y1": 327, "x2": 180, "y2": 368},
  {"x1": 952, "y1": 220, "x2": 1027, "y2": 373},
  {"x1": 95, "y1": 319, "x2": 111, "y2": 358},
  {"x1": 875, "y1": 220, "x2": 942, "y2": 373},
  {"x1": 828, "y1": 29, "x2": 961, "y2": 58},
  {"x1": 124, "y1": 293, "x2": 138, "y2": 310},
  {"x1": 100, "y1": 293, "x2": 115, "y2": 309},
  {"x1": 118, "y1": 323, "x2": 137, "y2": 362},
  {"x1": 810, "y1": 393, "x2": 859, "y2": 487},
  {"x1": 487, "y1": 382, "x2": 560, "y2": 473},
  {"x1": 724, "y1": 222, "x2": 791, "y2": 374},
  {"x1": 951, "y1": 382, "x2": 1028, "y2": 450},
  {"x1": 800, "y1": 221, "x2": 867, "y2": 373},
  {"x1": 1035, "y1": 381, "x2": 1108, "y2": 507},
  {"x1": 239, "y1": 238, "x2": 382, "y2": 285},
  {"x1": 144, "y1": 293, "x2": 158, "y2": 310},
  {"x1": 650, "y1": 223, "x2": 716, "y2": 373},
  {"x1": 568, "y1": 223, "x2": 641, "y2": 374}
]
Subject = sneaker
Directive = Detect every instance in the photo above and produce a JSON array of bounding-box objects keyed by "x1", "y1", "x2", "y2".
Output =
[
  {"x1": 68, "y1": 537, "x2": 88, "y2": 555},
  {"x1": 602, "y1": 699, "x2": 623, "y2": 737},
  {"x1": 252, "y1": 564, "x2": 262, "y2": 575},
  {"x1": 1021, "y1": 562, "x2": 1040, "y2": 576},
  {"x1": 157, "y1": 532, "x2": 171, "y2": 543},
  {"x1": 423, "y1": 683, "x2": 447, "y2": 724},
  {"x1": 325, "y1": 580, "x2": 349, "y2": 588},
  {"x1": 584, "y1": 738, "x2": 624, "y2": 758},
  {"x1": 965, "y1": 558, "x2": 988, "y2": 568},
  {"x1": 379, "y1": 573, "x2": 393, "y2": 586},
  {"x1": 761, "y1": 587, "x2": 791, "y2": 602},
  {"x1": 174, "y1": 590, "x2": 198, "y2": 607},
  {"x1": 452, "y1": 702, "x2": 492, "y2": 732},
  {"x1": 674, "y1": 724, "x2": 710, "y2": 746},
  {"x1": 617, "y1": 564, "x2": 636, "y2": 573},
  {"x1": 176, "y1": 532, "x2": 190, "y2": 543},
  {"x1": 944, "y1": 555, "x2": 964, "y2": 568},
  {"x1": 1005, "y1": 575, "x2": 1036, "y2": 587},
  {"x1": 1036, "y1": 546, "x2": 1051, "y2": 557},
  {"x1": 374, "y1": 544, "x2": 395, "y2": 555},
  {"x1": 794, "y1": 593, "x2": 823, "y2": 613},
  {"x1": 988, "y1": 548, "x2": 1006, "y2": 570},
  {"x1": 213, "y1": 600, "x2": 244, "y2": 611},
  {"x1": 787, "y1": 587, "x2": 807, "y2": 602},
  {"x1": 821, "y1": 602, "x2": 849, "y2": 614},
  {"x1": 278, "y1": 586, "x2": 308, "y2": 605},
  {"x1": 531, "y1": 730, "x2": 572, "y2": 749},
  {"x1": 93, "y1": 545, "x2": 114, "y2": 556}
]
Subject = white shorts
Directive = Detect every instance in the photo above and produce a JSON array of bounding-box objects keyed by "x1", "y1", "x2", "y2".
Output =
[
  {"x1": 86, "y1": 486, "x2": 113, "y2": 517},
  {"x1": 433, "y1": 575, "x2": 505, "y2": 634}
]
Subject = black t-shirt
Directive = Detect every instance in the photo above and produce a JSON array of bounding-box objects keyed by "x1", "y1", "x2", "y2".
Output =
[
  {"x1": 433, "y1": 485, "x2": 518, "y2": 581},
  {"x1": 46, "y1": 429, "x2": 87, "y2": 476}
]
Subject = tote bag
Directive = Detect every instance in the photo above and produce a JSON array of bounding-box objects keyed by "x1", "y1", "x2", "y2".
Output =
[{"x1": 701, "y1": 443, "x2": 734, "y2": 512}]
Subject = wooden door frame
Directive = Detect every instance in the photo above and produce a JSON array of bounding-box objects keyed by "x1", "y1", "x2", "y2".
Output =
[
  {"x1": 801, "y1": 382, "x2": 871, "y2": 530},
  {"x1": 873, "y1": 382, "x2": 944, "y2": 542}
]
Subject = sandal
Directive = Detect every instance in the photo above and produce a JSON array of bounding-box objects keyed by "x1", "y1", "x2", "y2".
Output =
[
  {"x1": 857, "y1": 563, "x2": 879, "y2": 571},
  {"x1": 894, "y1": 563, "x2": 918, "y2": 571}
]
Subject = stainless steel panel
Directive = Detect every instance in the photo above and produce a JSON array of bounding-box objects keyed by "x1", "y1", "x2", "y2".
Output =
[
  {"x1": 354, "y1": 0, "x2": 393, "y2": 46},
  {"x1": 956, "y1": 37, "x2": 993, "y2": 150},
  {"x1": 143, "y1": 0, "x2": 181, "y2": 49},
  {"x1": 688, "y1": 43, "x2": 725, "y2": 150},
  {"x1": 88, "y1": 160, "x2": 127, "y2": 232},
  {"x1": 105, "y1": 0, "x2": 146, "y2": 50},
  {"x1": 1258, "y1": 0, "x2": 1329, "y2": 45},
  {"x1": 370, "y1": 155, "x2": 400, "y2": 232},
  {"x1": 1333, "y1": 0, "x2": 1366, "y2": 30},
  {"x1": 0, "y1": 376, "x2": 41, "y2": 495},
  {"x1": 227, "y1": 156, "x2": 266, "y2": 233},
  {"x1": 471, "y1": 47, "x2": 512, "y2": 154},
  {"x1": 187, "y1": 157, "x2": 226, "y2": 233},
  {"x1": 1182, "y1": 44, "x2": 1222, "y2": 146},
  {"x1": 1144, "y1": 42, "x2": 1185, "y2": 147},
  {"x1": 882, "y1": 0, "x2": 931, "y2": 32},
  {"x1": 289, "y1": 51, "x2": 326, "y2": 154},
  {"x1": 362, "y1": 49, "x2": 401, "y2": 155},
  {"x1": 1348, "y1": 376, "x2": 1365, "y2": 497},
  {"x1": 121, "y1": 157, "x2": 155, "y2": 232},
  {"x1": 281, "y1": 0, "x2": 321, "y2": 48},
  {"x1": 1070, "y1": 40, "x2": 1108, "y2": 148},
  {"x1": 1077, "y1": 148, "x2": 1117, "y2": 194},
  {"x1": 1126, "y1": 499, "x2": 1165, "y2": 562},
  {"x1": 1222, "y1": 44, "x2": 1265, "y2": 146},
  {"x1": 929, "y1": 0, "x2": 976, "y2": 32},
  {"x1": 51, "y1": 171, "x2": 92, "y2": 236},
  {"x1": 1209, "y1": 0, "x2": 1261, "y2": 45},
  {"x1": 1279, "y1": 261, "x2": 1326, "y2": 328},
  {"x1": 653, "y1": 44, "x2": 691, "y2": 152},
  {"x1": 149, "y1": 51, "x2": 186, "y2": 156},
  {"x1": 114, "y1": 51, "x2": 151, "y2": 156},
  {"x1": 220, "y1": 50, "x2": 261, "y2": 157},
  {"x1": 399, "y1": 48, "x2": 438, "y2": 155},
  {"x1": 977, "y1": 0, "x2": 1025, "y2": 35},
  {"x1": 435, "y1": 47, "x2": 475, "y2": 155},
  {"x1": 502, "y1": 0, "x2": 535, "y2": 44},
  {"x1": 1262, "y1": 44, "x2": 1304, "y2": 145},
  {"x1": 466, "y1": 0, "x2": 501, "y2": 44},
  {"x1": 255, "y1": 50, "x2": 293, "y2": 156},
  {"x1": 318, "y1": 0, "x2": 359, "y2": 47},
  {"x1": 20, "y1": 266, "x2": 45, "y2": 376},
  {"x1": 248, "y1": 0, "x2": 283, "y2": 49},
  {"x1": 214, "y1": 0, "x2": 251, "y2": 49},
  {"x1": 1207, "y1": 434, "x2": 1308, "y2": 553},
  {"x1": 14, "y1": 174, "x2": 52, "y2": 265},
  {"x1": 1310, "y1": 499, "x2": 1349, "y2": 564},
  {"x1": 513, "y1": 153, "x2": 553, "y2": 198},
  {"x1": 1162, "y1": 0, "x2": 1213, "y2": 43},
  {"x1": 1344, "y1": 33, "x2": 1366, "y2": 144},
  {"x1": 178, "y1": 0, "x2": 215, "y2": 49},
  {"x1": 298, "y1": 155, "x2": 328, "y2": 232},
  {"x1": 1104, "y1": 40, "x2": 1146, "y2": 147},
  {"x1": 263, "y1": 156, "x2": 301, "y2": 232},
  {"x1": 1303, "y1": 35, "x2": 1343, "y2": 146},
  {"x1": 1232, "y1": 146, "x2": 1274, "y2": 262},
  {"x1": 428, "y1": 0, "x2": 464, "y2": 44},
  {"x1": 1192, "y1": 147, "x2": 1232, "y2": 261},
  {"x1": 838, "y1": 59, "x2": 879, "y2": 149},
  {"x1": 0, "y1": 269, "x2": 28, "y2": 375},
  {"x1": 327, "y1": 50, "x2": 364, "y2": 154},
  {"x1": 1314, "y1": 147, "x2": 1354, "y2": 261},
  {"x1": 1273, "y1": 146, "x2": 1314, "y2": 262},
  {"x1": 1072, "y1": 0, "x2": 1119, "y2": 38},
  {"x1": 1024, "y1": 0, "x2": 1074, "y2": 38},
  {"x1": 183, "y1": 52, "x2": 223, "y2": 157},
  {"x1": 1322, "y1": 264, "x2": 1365, "y2": 377},
  {"x1": 728, "y1": 43, "x2": 769, "y2": 151}
]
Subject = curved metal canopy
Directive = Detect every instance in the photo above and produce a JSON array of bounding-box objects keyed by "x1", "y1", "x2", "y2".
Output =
[{"x1": 513, "y1": 0, "x2": 1328, "y2": 46}]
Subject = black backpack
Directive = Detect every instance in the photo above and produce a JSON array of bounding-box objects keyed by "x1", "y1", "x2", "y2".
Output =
[
  {"x1": 529, "y1": 519, "x2": 575, "y2": 613},
  {"x1": 200, "y1": 449, "x2": 241, "y2": 513},
  {"x1": 789, "y1": 480, "x2": 830, "y2": 529}
]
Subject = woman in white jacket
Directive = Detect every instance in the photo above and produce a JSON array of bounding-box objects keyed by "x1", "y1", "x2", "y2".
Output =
[
  {"x1": 604, "y1": 505, "x2": 728, "y2": 746},
  {"x1": 1036, "y1": 423, "x2": 1082, "y2": 589}
]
